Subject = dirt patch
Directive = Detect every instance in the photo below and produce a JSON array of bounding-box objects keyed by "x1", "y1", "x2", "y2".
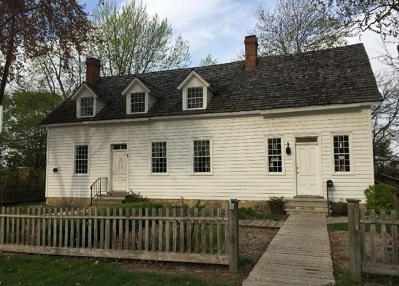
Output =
[
  {"x1": 329, "y1": 230, "x2": 350, "y2": 279},
  {"x1": 117, "y1": 227, "x2": 278, "y2": 285}
]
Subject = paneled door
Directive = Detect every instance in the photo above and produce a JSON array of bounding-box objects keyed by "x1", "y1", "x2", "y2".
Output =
[
  {"x1": 296, "y1": 144, "x2": 319, "y2": 196},
  {"x1": 111, "y1": 145, "x2": 128, "y2": 193}
]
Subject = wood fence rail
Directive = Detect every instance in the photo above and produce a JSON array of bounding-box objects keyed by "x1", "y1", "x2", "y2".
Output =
[
  {"x1": 347, "y1": 199, "x2": 399, "y2": 283},
  {"x1": 0, "y1": 200, "x2": 239, "y2": 272}
]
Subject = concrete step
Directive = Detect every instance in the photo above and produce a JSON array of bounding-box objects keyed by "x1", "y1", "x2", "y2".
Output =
[
  {"x1": 93, "y1": 193, "x2": 127, "y2": 205},
  {"x1": 285, "y1": 197, "x2": 329, "y2": 216},
  {"x1": 286, "y1": 209, "x2": 328, "y2": 215}
]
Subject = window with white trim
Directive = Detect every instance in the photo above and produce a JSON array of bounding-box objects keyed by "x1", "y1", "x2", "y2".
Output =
[
  {"x1": 333, "y1": 135, "x2": 350, "y2": 172},
  {"x1": 151, "y1": 142, "x2": 167, "y2": 173},
  {"x1": 75, "y1": 145, "x2": 89, "y2": 174},
  {"x1": 193, "y1": 140, "x2": 211, "y2": 173},
  {"x1": 80, "y1": 97, "x2": 94, "y2": 117},
  {"x1": 267, "y1": 138, "x2": 282, "y2": 173},
  {"x1": 131, "y1": 92, "x2": 146, "y2": 113},
  {"x1": 187, "y1": 87, "x2": 204, "y2": 109}
]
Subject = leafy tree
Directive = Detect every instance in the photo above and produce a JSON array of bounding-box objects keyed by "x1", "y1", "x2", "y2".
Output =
[
  {"x1": 319, "y1": 0, "x2": 399, "y2": 37},
  {"x1": 0, "y1": 91, "x2": 62, "y2": 171},
  {"x1": 91, "y1": 0, "x2": 191, "y2": 76},
  {"x1": 0, "y1": 0, "x2": 91, "y2": 106},
  {"x1": 254, "y1": 0, "x2": 350, "y2": 55},
  {"x1": 199, "y1": 54, "x2": 218, "y2": 66}
]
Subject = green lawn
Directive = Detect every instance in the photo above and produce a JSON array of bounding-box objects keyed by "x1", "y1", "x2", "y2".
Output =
[{"x1": 0, "y1": 254, "x2": 229, "y2": 286}]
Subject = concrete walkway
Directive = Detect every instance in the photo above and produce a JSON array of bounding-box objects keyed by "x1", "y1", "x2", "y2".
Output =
[{"x1": 243, "y1": 214, "x2": 335, "y2": 286}]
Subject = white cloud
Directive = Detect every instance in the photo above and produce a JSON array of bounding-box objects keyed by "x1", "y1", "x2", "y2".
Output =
[{"x1": 140, "y1": 0, "x2": 268, "y2": 65}]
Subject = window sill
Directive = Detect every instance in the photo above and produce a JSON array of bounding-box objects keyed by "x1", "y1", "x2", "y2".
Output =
[{"x1": 191, "y1": 172, "x2": 214, "y2": 176}]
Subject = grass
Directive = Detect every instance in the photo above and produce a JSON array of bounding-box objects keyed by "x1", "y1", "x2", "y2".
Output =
[
  {"x1": 328, "y1": 223, "x2": 384, "y2": 232},
  {"x1": 0, "y1": 254, "x2": 229, "y2": 286},
  {"x1": 330, "y1": 269, "x2": 399, "y2": 286}
]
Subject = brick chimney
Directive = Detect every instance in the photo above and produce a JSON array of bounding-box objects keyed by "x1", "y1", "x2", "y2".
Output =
[
  {"x1": 244, "y1": 35, "x2": 258, "y2": 70},
  {"x1": 86, "y1": 58, "x2": 101, "y2": 85}
]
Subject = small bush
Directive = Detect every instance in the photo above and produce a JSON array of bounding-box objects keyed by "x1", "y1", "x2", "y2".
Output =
[
  {"x1": 122, "y1": 191, "x2": 148, "y2": 204},
  {"x1": 364, "y1": 184, "x2": 396, "y2": 211},
  {"x1": 268, "y1": 197, "x2": 286, "y2": 215},
  {"x1": 330, "y1": 200, "x2": 348, "y2": 217}
]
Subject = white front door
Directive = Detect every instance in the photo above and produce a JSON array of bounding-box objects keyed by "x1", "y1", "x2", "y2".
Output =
[
  {"x1": 112, "y1": 149, "x2": 128, "y2": 193},
  {"x1": 296, "y1": 144, "x2": 319, "y2": 196}
]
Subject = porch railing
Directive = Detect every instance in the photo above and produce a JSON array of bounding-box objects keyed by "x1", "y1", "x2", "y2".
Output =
[{"x1": 90, "y1": 177, "x2": 107, "y2": 205}]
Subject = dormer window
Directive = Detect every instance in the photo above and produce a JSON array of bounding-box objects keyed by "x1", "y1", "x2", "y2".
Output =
[
  {"x1": 80, "y1": 97, "x2": 94, "y2": 117},
  {"x1": 187, "y1": 87, "x2": 204, "y2": 109},
  {"x1": 122, "y1": 77, "x2": 157, "y2": 115},
  {"x1": 131, "y1": 92, "x2": 146, "y2": 113},
  {"x1": 178, "y1": 71, "x2": 215, "y2": 111}
]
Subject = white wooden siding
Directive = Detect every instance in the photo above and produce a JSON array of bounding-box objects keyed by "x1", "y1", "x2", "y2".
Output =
[{"x1": 46, "y1": 107, "x2": 373, "y2": 202}]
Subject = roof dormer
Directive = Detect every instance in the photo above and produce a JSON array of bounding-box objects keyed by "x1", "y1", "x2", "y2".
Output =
[
  {"x1": 71, "y1": 83, "x2": 107, "y2": 118},
  {"x1": 122, "y1": 77, "x2": 157, "y2": 114},
  {"x1": 177, "y1": 71, "x2": 215, "y2": 111}
]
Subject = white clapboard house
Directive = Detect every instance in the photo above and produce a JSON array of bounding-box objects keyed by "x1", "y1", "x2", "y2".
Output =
[{"x1": 41, "y1": 35, "x2": 381, "y2": 212}]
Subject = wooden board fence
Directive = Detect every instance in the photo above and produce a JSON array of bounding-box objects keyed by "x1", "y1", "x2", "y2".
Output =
[
  {"x1": 0, "y1": 200, "x2": 240, "y2": 271},
  {"x1": 347, "y1": 199, "x2": 399, "y2": 283}
]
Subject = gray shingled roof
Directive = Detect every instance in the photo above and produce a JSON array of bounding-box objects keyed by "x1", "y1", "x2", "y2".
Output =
[{"x1": 41, "y1": 43, "x2": 381, "y2": 125}]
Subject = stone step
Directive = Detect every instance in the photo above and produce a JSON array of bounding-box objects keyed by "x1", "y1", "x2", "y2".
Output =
[
  {"x1": 286, "y1": 206, "x2": 328, "y2": 211},
  {"x1": 286, "y1": 201, "x2": 327, "y2": 207},
  {"x1": 286, "y1": 209, "x2": 328, "y2": 215}
]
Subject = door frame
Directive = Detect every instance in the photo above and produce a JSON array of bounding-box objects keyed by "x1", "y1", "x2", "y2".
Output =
[
  {"x1": 294, "y1": 136, "x2": 323, "y2": 197},
  {"x1": 109, "y1": 142, "x2": 129, "y2": 194}
]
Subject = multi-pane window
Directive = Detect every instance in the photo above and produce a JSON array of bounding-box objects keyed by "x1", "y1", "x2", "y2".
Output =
[
  {"x1": 267, "y1": 138, "x2": 282, "y2": 173},
  {"x1": 193, "y1": 140, "x2": 211, "y2": 173},
  {"x1": 75, "y1": 145, "x2": 88, "y2": 174},
  {"x1": 187, "y1": 87, "x2": 204, "y2": 109},
  {"x1": 333, "y1": 135, "x2": 350, "y2": 172},
  {"x1": 131, "y1": 92, "x2": 146, "y2": 113},
  {"x1": 80, "y1": 97, "x2": 94, "y2": 117},
  {"x1": 151, "y1": 142, "x2": 167, "y2": 173}
]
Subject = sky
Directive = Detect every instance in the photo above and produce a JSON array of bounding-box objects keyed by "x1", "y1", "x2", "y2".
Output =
[{"x1": 80, "y1": 0, "x2": 397, "y2": 74}]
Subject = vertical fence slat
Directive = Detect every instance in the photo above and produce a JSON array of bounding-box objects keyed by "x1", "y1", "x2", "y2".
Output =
[
  {"x1": 41, "y1": 207, "x2": 46, "y2": 246},
  {"x1": 173, "y1": 208, "x2": 177, "y2": 253},
  {"x1": 0, "y1": 207, "x2": 4, "y2": 244},
  {"x1": 132, "y1": 208, "x2": 136, "y2": 251},
  {"x1": 16, "y1": 208, "x2": 20, "y2": 245},
  {"x1": 186, "y1": 208, "x2": 191, "y2": 254},
  {"x1": 370, "y1": 209, "x2": 377, "y2": 263},
  {"x1": 100, "y1": 208, "x2": 105, "y2": 249},
  {"x1": 105, "y1": 208, "x2": 110, "y2": 250},
  {"x1": 47, "y1": 208, "x2": 51, "y2": 247},
  {"x1": 119, "y1": 208, "x2": 123, "y2": 250},
  {"x1": 165, "y1": 208, "x2": 170, "y2": 252},
  {"x1": 179, "y1": 208, "x2": 184, "y2": 253},
  {"x1": 158, "y1": 208, "x2": 163, "y2": 252},
  {"x1": 138, "y1": 208, "x2": 143, "y2": 251},
  {"x1": 201, "y1": 208, "x2": 206, "y2": 254},
  {"x1": 36, "y1": 207, "x2": 41, "y2": 246},
  {"x1": 64, "y1": 208, "x2": 70, "y2": 247},
  {"x1": 10, "y1": 207, "x2": 15, "y2": 244},
  {"x1": 124, "y1": 208, "x2": 130, "y2": 250},
  {"x1": 53, "y1": 208, "x2": 57, "y2": 247},
  {"x1": 81, "y1": 208, "x2": 86, "y2": 248},
  {"x1": 152, "y1": 208, "x2": 156, "y2": 251},
  {"x1": 217, "y1": 208, "x2": 221, "y2": 255},
  {"x1": 209, "y1": 208, "x2": 214, "y2": 255},
  {"x1": 76, "y1": 208, "x2": 80, "y2": 248},
  {"x1": 360, "y1": 209, "x2": 366, "y2": 260},
  {"x1": 92, "y1": 208, "x2": 96, "y2": 249},
  {"x1": 111, "y1": 208, "x2": 117, "y2": 250},
  {"x1": 58, "y1": 207, "x2": 63, "y2": 247},
  {"x1": 391, "y1": 210, "x2": 398, "y2": 264},
  {"x1": 71, "y1": 208, "x2": 76, "y2": 248},
  {"x1": 228, "y1": 200, "x2": 239, "y2": 273},
  {"x1": 381, "y1": 209, "x2": 388, "y2": 263},
  {"x1": 31, "y1": 207, "x2": 36, "y2": 246},
  {"x1": 21, "y1": 209, "x2": 25, "y2": 246},
  {"x1": 194, "y1": 208, "x2": 199, "y2": 254},
  {"x1": 145, "y1": 208, "x2": 149, "y2": 251}
]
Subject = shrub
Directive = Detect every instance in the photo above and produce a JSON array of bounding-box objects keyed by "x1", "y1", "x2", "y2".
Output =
[
  {"x1": 268, "y1": 197, "x2": 286, "y2": 215},
  {"x1": 364, "y1": 184, "x2": 396, "y2": 211},
  {"x1": 119, "y1": 201, "x2": 162, "y2": 210},
  {"x1": 330, "y1": 200, "x2": 348, "y2": 217},
  {"x1": 122, "y1": 191, "x2": 148, "y2": 204}
]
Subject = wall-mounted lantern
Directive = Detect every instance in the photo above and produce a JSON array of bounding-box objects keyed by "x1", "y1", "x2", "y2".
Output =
[{"x1": 286, "y1": 142, "x2": 291, "y2": 155}]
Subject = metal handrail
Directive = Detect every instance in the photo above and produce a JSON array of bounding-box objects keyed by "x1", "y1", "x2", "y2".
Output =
[{"x1": 90, "y1": 177, "x2": 107, "y2": 205}]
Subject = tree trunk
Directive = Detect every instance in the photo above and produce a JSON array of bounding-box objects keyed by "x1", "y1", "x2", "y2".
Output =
[{"x1": 0, "y1": 15, "x2": 16, "y2": 105}]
